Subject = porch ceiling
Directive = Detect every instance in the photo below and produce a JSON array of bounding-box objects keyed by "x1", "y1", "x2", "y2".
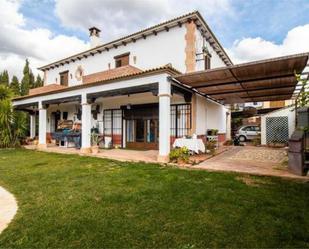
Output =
[{"x1": 174, "y1": 53, "x2": 309, "y2": 103}]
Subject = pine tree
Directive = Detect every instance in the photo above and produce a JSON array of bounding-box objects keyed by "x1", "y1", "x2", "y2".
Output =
[
  {"x1": 34, "y1": 74, "x2": 43, "y2": 88},
  {"x1": 0, "y1": 70, "x2": 9, "y2": 86},
  {"x1": 20, "y1": 59, "x2": 31, "y2": 96},
  {"x1": 10, "y1": 76, "x2": 20, "y2": 96}
]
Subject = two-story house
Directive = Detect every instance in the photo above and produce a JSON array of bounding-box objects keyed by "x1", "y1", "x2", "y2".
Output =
[{"x1": 13, "y1": 11, "x2": 234, "y2": 162}]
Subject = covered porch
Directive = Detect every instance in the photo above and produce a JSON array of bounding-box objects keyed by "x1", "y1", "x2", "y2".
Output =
[{"x1": 13, "y1": 70, "x2": 197, "y2": 162}]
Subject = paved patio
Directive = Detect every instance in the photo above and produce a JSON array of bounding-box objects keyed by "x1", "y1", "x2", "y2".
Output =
[
  {"x1": 24, "y1": 144, "x2": 158, "y2": 163},
  {"x1": 194, "y1": 146, "x2": 309, "y2": 180}
]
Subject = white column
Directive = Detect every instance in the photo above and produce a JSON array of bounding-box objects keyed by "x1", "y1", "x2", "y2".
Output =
[
  {"x1": 81, "y1": 94, "x2": 92, "y2": 153},
  {"x1": 158, "y1": 80, "x2": 171, "y2": 162},
  {"x1": 38, "y1": 101, "x2": 47, "y2": 149},
  {"x1": 30, "y1": 114, "x2": 36, "y2": 139}
]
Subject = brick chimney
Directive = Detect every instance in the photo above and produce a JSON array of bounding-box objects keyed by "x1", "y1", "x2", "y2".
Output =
[{"x1": 89, "y1": 27, "x2": 101, "y2": 48}]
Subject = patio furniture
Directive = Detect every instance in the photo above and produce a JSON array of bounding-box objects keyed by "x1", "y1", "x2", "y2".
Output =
[
  {"x1": 173, "y1": 138, "x2": 205, "y2": 154},
  {"x1": 51, "y1": 131, "x2": 81, "y2": 149}
]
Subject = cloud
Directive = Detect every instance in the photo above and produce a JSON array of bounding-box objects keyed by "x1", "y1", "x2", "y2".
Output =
[
  {"x1": 0, "y1": 0, "x2": 88, "y2": 80},
  {"x1": 227, "y1": 24, "x2": 309, "y2": 64},
  {"x1": 54, "y1": 0, "x2": 234, "y2": 41}
]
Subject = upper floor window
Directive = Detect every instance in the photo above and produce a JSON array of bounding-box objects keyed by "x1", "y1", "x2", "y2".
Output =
[
  {"x1": 59, "y1": 70, "x2": 69, "y2": 86},
  {"x1": 204, "y1": 54, "x2": 211, "y2": 70},
  {"x1": 114, "y1": 52, "x2": 130, "y2": 68}
]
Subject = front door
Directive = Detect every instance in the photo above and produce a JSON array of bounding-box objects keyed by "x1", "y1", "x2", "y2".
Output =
[{"x1": 126, "y1": 119, "x2": 158, "y2": 150}]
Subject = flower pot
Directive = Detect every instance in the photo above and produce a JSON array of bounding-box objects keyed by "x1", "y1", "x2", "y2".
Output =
[{"x1": 91, "y1": 145, "x2": 99, "y2": 154}]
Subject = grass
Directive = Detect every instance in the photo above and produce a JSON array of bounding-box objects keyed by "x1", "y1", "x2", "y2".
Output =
[{"x1": 0, "y1": 149, "x2": 308, "y2": 248}]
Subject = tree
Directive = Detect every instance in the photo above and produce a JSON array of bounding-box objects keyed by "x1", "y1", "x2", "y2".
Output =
[
  {"x1": 30, "y1": 71, "x2": 35, "y2": 89},
  {"x1": 0, "y1": 85, "x2": 27, "y2": 147},
  {"x1": 10, "y1": 76, "x2": 20, "y2": 96},
  {"x1": 0, "y1": 70, "x2": 9, "y2": 86},
  {"x1": 20, "y1": 59, "x2": 31, "y2": 96},
  {"x1": 34, "y1": 74, "x2": 43, "y2": 88}
]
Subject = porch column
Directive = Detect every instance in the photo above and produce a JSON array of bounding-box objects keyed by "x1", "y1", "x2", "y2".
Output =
[
  {"x1": 81, "y1": 94, "x2": 92, "y2": 153},
  {"x1": 30, "y1": 113, "x2": 36, "y2": 139},
  {"x1": 38, "y1": 101, "x2": 47, "y2": 149},
  {"x1": 157, "y1": 80, "x2": 171, "y2": 162}
]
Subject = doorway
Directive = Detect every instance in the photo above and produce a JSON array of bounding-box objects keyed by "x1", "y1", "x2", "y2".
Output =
[{"x1": 126, "y1": 119, "x2": 158, "y2": 150}]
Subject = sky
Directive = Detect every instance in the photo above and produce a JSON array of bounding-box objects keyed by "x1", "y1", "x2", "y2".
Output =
[{"x1": 0, "y1": 0, "x2": 309, "y2": 79}]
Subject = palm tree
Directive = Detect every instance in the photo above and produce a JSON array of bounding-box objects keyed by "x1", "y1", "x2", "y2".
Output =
[{"x1": 0, "y1": 85, "x2": 27, "y2": 147}]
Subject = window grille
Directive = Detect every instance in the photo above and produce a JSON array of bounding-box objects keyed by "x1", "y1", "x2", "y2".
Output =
[{"x1": 170, "y1": 104, "x2": 191, "y2": 138}]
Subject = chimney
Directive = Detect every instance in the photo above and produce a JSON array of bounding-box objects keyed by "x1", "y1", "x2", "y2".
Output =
[{"x1": 89, "y1": 27, "x2": 101, "y2": 48}]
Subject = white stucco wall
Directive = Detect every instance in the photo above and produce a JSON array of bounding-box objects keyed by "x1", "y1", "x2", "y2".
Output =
[
  {"x1": 261, "y1": 106, "x2": 296, "y2": 145},
  {"x1": 45, "y1": 26, "x2": 187, "y2": 86},
  {"x1": 195, "y1": 95, "x2": 227, "y2": 135},
  {"x1": 195, "y1": 29, "x2": 226, "y2": 71}
]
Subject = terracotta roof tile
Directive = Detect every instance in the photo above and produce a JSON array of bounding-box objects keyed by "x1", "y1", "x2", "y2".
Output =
[
  {"x1": 83, "y1": 65, "x2": 142, "y2": 84},
  {"x1": 13, "y1": 65, "x2": 180, "y2": 101},
  {"x1": 29, "y1": 84, "x2": 67, "y2": 95}
]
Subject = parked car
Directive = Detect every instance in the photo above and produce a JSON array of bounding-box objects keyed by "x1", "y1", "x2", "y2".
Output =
[{"x1": 236, "y1": 125, "x2": 261, "y2": 142}]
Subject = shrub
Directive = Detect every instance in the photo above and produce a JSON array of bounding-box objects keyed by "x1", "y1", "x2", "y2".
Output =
[
  {"x1": 252, "y1": 137, "x2": 261, "y2": 146},
  {"x1": 206, "y1": 140, "x2": 216, "y2": 154},
  {"x1": 169, "y1": 147, "x2": 190, "y2": 163}
]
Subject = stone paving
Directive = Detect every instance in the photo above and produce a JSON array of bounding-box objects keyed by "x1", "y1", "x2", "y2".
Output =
[
  {"x1": 0, "y1": 187, "x2": 18, "y2": 234},
  {"x1": 196, "y1": 146, "x2": 309, "y2": 180}
]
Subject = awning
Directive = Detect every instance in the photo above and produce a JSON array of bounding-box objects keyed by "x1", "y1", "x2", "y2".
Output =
[{"x1": 174, "y1": 53, "x2": 309, "y2": 103}]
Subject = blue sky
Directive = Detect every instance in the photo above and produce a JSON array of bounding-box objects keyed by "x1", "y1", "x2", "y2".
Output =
[
  {"x1": 18, "y1": 0, "x2": 309, "y2": 47},
  {"x1": 0, "y1": 0, "x2": 308, "y2": 78}
]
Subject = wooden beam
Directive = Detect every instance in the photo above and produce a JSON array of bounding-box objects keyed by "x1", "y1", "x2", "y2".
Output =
[
  {"x1": 207, "y1": 84, "x2": 296, "y2": 96},
  {"x1": 87, "y1": 83, "x2": 158, "y2": 100},
  {"x1": 194, "y1": 73, "x2": 296, "y2": 89},
  {"x1": 42, "y1": 95, "x2": 81, "y2": 106}
]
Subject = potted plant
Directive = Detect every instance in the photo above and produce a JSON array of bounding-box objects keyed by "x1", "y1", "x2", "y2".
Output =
[{"x1": 91, "y1": 132, "x2": 100, "y2": 154}]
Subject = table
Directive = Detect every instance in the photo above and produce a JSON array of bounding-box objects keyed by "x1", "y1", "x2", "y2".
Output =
[{"x1": 173, "y1": 138, "x2": 205, "y2": 153}]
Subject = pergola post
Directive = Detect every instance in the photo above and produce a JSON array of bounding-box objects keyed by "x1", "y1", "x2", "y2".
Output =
[
  {"x1": 38, "y1": 101, "x2": 47, "y2": 149},
  {"x1": 157, "y1": 80, "x2": 171, "y2": 162},
  {"x1": 81, "y1": 93, "x2": 92, "y2": 153},
  {"x1": 30, "y1": 113, "x2": 36, "y2": 139}
]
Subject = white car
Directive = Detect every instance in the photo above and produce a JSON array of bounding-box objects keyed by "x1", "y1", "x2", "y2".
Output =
[{"x1": 236, "y1": 125, "x2": 261, "y2": 142}]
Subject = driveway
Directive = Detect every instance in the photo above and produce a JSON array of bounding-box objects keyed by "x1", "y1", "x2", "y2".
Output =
[{"x1": 195, "y1": 146, "x2": 308, "y2": 179}]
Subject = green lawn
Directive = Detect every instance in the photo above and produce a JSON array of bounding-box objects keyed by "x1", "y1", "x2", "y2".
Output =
[{"x1": 0, "y1": 149, "x2": 308, "y2": 248}]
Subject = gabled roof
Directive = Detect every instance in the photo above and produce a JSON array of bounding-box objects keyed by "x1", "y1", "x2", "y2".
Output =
[
  {"x1": 38, "y1": 11, "x2": 232, "y2": 71},
  {"x1": 83, "y1": 65, "x2": 142, "y2": 84}
]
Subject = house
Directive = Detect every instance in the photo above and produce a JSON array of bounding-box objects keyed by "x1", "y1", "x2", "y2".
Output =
[
  {"x1": 12, "y1": 11, "x2": 232, "y2": 161},
  {"x1": 12, "y1": 11, "x2": 308, "y2": 162}
]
